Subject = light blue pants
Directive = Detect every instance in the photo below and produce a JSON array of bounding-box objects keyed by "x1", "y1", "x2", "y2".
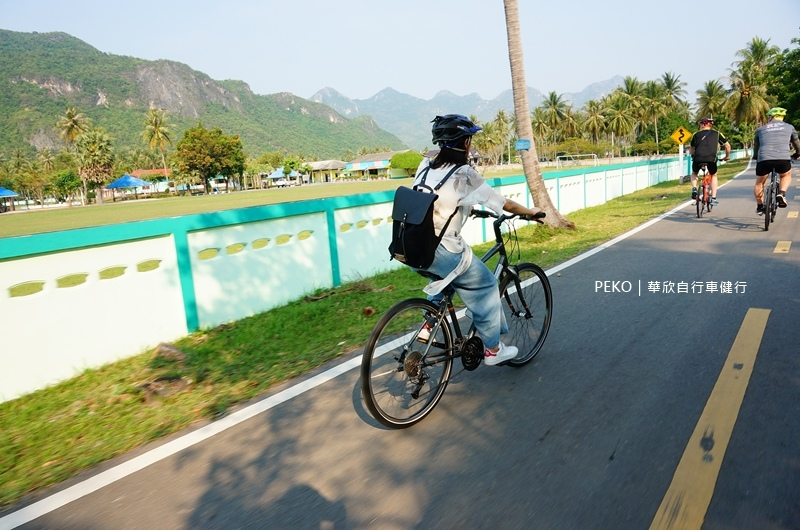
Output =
[{"x1": 421, "y1": 245, "x2": 503, "y2": 350}]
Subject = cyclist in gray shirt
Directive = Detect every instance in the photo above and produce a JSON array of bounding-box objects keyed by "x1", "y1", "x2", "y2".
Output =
[{"x1": 752, "y1": 107, "x2": 800, "y2": 214}]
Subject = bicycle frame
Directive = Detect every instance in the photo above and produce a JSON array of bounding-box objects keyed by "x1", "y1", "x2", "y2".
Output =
[{"x1": 414, "y1": 213, "x2": 518, "y2": 365}]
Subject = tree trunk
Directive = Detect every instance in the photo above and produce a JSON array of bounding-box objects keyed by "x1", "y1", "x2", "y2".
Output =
[{"x1": 503, "y1": 0, "x2": 574, "y2": 229}]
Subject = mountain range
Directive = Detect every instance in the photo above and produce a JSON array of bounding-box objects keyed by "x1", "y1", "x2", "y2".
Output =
[
  {"x1": 311, "y1": 77, "x2": 624, "y2": 149},
  {"x1": 0, "y1": 29, "x2": 624, "y2": 158}
]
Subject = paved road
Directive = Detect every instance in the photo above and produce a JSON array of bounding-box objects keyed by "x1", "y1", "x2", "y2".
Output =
[{"x1": 3, "y1": 164, "x2": 799, "y2": 529}]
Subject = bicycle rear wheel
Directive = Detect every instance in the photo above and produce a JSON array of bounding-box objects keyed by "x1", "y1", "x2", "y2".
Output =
[
  {"x1": 696, "y1": 191, "x2": 703, "y2": 217},
  {"x1": 499, "y1": 263, "x2": 552, "y2": 367},
  {"x1": 360, "y1": 298, "x2": 453, "y2": 428},
  {"x1": 764, "y1": 178, "x2": 774, "y2": 231}
]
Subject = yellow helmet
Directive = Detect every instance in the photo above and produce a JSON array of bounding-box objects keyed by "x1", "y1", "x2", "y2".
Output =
[{"x1": 767, "y1": 107, "x2": 787, "y2": 117}]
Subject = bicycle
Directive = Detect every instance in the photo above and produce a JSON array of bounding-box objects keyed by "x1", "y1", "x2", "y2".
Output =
[
  {"x1": 762, "y1": 168, "x2": 779, "y2": 231},
  {"x1": 360, "y1": 210, "x2": 553, "y2": 428},
  {"x1": 695, "y1": 162, "x2": 714, "y2": 218}
]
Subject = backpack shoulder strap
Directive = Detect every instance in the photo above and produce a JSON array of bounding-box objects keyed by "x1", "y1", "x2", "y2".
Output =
[{"x1": 432, "y1": 164, "x2": 463, "y2": 191}]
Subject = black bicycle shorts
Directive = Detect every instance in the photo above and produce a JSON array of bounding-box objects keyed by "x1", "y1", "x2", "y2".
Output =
[
  {"x1": 692, "y1": 161, "x2": 718, "y2": 174},
  {"x1": 756, "y1": 160, "x2": 792, "y2": 176}
]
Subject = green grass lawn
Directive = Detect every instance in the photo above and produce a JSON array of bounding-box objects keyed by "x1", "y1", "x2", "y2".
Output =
[{"x1": 0, "y1": 160, "x2": 747, "y2": 508}]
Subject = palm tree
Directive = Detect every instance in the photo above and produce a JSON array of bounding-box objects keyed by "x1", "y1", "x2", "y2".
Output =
[
  {"x1": 695, "y1": 80, "x2": 729, "y2": 119},
  {"x1": 725, "y1": 37, "x2": 779, "y2": 126},
  {"x1": 605, "y1": 93, "x2": 636, "y2": 157},
  {"x1": 581, "y1": 100, "x2": 606, "y2": 145},
  {"x1": 618, "y1": 76, "x2": 645, "y2": 141},
  {"x1": 733, "y1": 36, "x2": 780, "y2": 84},
  {"x1": 56, "y1": 107, "x2": 90, "y2": 147},
  {"x1": 502, "y1": 0, "x2": 573, "y2": 228},
  {"x1": 75, "y1": 127, "x2": 115, "y2": 205},
  {"x1": 558, "y1": 107, "x2": 581, "y2": 141},
  {"x1": 37, "y1": 148, "x2": 55, "y2": 173},
  {"x1": 541, "y1": 91, "x2": 569, "y2": 143},
  {"x1": 642, "y1": 81, "x2": 667, "y2": 152},
  {"x1": 142, "y1": 108, "x2": 174, "y2": 193},
  {"x1": 530, "y1": 107, "x2": 550, "y2": 148},
  {"x1": 660, "y1": 72, "x2": 687, "y2": 109},
  {"x1": 725, "y1": 67, "x2": 771, "y2": 125},
  {"x1": 493, "y1": 109, "x2": 513, "y2": 163}
]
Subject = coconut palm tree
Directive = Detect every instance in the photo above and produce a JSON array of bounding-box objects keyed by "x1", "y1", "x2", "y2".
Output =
[
  {"x1": 56, "y1": 107, "x2": 90, "y2": 147},
  {"x1": 502, "y1": 0, "x2": 573, "y2": 228},
  {"x1": 733, "y1": 36, "x2": 780, "y2": 84},
  {"x1": 660, "y1": 72, "x2": 687, "y2": 109},
  {"x1": 493, "y1": 109, "x2": 513, "y2": 163},
  {"x1": 618, "y1": 76, "x2": 645, "y2": 141},
  {"x1": 37, "y1": 148, "x2": 55, "y2": 173},
  {"x1": 725, "y1": 37, "x2": 779, "y2": 126},
  {"x1": 142, "y1": 108, "x2": 174, "y2": 193},
  {"x1": 642, "y1": 81, "x2": 667, "y2": 151},
  {"x1": 605, "y1": 93, "x2": 636, "y2": 157},
  {"x1": 725, "y1": 67, "x2": 771, "y2": 125},
  {"x1": 541, "y1": 91, "x2": 569, "y2": 143},
  {"x1": 75, "y1": 127, "x2": 115, "y2": 205},
  {"x1": 530, "y1": 107, "x2": 550, "y2": 148},
  {"x1": 695, "y1": 80, "x2": 729, "y2": 119},
  {"x1": 581, "y1": 100, "x2": 606, "y2": 145}
]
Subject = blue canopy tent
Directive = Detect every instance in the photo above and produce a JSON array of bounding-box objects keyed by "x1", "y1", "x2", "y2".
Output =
[
  {"x1": 106, "y1": 174, "x2": 152, "y2": 200},
  {"x1": 266, "y1": 167, "x2": 299, "y2": 187},
  {"x1": 0, "y1": 186, "x2": 18, "y2": 213}
]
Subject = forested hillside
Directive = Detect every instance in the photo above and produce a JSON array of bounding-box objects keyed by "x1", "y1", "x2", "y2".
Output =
[{"x1": 0, "y1": 30, "x2": 405, "y2": 158}]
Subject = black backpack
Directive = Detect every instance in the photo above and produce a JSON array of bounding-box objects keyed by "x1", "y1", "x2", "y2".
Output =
[{"x1": 388, "y1": 164, "x2": 463, "y2": 269}]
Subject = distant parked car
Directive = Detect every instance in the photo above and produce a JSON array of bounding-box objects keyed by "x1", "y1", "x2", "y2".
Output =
[{"x1": 274, "y1": 179, "x2": 291, "y2": 188}]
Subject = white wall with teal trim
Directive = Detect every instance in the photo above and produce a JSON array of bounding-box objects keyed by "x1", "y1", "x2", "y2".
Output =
[{"x1": 0, "y1": 153, "x2": 746, "y2": 402}]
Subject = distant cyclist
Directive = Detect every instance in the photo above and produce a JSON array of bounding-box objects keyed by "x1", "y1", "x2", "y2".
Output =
[
  {"x1": 689, "y1": 117, "x2": 731, "y2": 206},
  {"x1": 752, "y1": 107, "x2": 800, "y2": 214}
]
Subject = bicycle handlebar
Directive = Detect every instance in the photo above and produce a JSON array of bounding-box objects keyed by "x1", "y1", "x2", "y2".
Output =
[{"x1": 471, "y1": 209, "x2": 546, "y2": 224}]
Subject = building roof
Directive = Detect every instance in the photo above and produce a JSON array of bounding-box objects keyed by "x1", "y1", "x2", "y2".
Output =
[
  {"x1": 131, "y1": 168, "x2": 171, "y2": 178},
  {"x1": 308, "y1": 160, "x2": 346, "y2": 171}
]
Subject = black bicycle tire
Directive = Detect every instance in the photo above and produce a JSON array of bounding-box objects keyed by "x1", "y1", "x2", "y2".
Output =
[
  {"x1": 770, "y1": 173, "x2": 778, "y2": 223},
  {"x1": 764, "y1": 177, "x2": 773, "y2": 231},
  {"x1": 706, "y1": 184, "x2": 713, "y2": 213},
  {"x1": 360, "y1": 298, "x2": 453, "y2": 428},
  {"x1": 499, "y1": 263, "x2": 552, "y2": 367}
]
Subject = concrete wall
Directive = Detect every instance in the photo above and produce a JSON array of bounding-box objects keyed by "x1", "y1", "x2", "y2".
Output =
[{"x1": 2, "y1": 154, "x2": 745, "y2": 402}]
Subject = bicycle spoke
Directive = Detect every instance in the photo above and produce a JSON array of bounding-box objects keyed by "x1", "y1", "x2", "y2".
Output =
[{"x1": 500, "y1": 264, "x2": 552, "y2": 366}]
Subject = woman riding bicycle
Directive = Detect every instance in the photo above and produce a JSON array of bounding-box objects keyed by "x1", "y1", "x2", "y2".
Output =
[
  {"x1": 410, "y1": 114, "x2": 543, "y2": 366},
  {"x1": 752, "y1": 107, "x2": 800, "y2": 215}
]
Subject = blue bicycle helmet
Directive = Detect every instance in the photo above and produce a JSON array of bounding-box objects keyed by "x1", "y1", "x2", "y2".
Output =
[{"x1": 431, "y1": 114, "x2": 482, "y2": 148}]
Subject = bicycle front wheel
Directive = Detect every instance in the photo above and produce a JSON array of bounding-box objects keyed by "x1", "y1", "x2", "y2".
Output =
[
  {"x1": 360, "y1": 298, "x2": 453, "y2": 428},
  {"x1": 499, "y1": 263, "x2": 553, "y2": 367}
]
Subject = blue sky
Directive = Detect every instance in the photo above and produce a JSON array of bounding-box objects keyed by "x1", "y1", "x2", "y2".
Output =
[{"x1": 2, "y1": 0, "x2": 798, "y2": 106}]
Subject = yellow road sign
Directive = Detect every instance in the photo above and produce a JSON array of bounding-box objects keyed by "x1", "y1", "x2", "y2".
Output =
[{"x1": 671, "y1": 126, "x2": 692, "y2": 144}]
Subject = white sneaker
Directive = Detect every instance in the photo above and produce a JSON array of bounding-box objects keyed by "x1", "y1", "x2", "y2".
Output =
[
  {"x1": 484, "y1": 342, "x2": 518, "y2": 366},
  {"x1": 417, "y1": 322, "x2": 432, "y2": 343}
]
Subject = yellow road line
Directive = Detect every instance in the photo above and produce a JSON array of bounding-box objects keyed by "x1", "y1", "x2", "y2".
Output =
[
  {"x1": 774, "y1": 241, "x2": 791, "y2": 253},
  {"x1": 787, "y1": 212, "x2": 798, "y2": 219},
  {"x1": 650, "y1": 308, "x2": 770, "y2": 530}
]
